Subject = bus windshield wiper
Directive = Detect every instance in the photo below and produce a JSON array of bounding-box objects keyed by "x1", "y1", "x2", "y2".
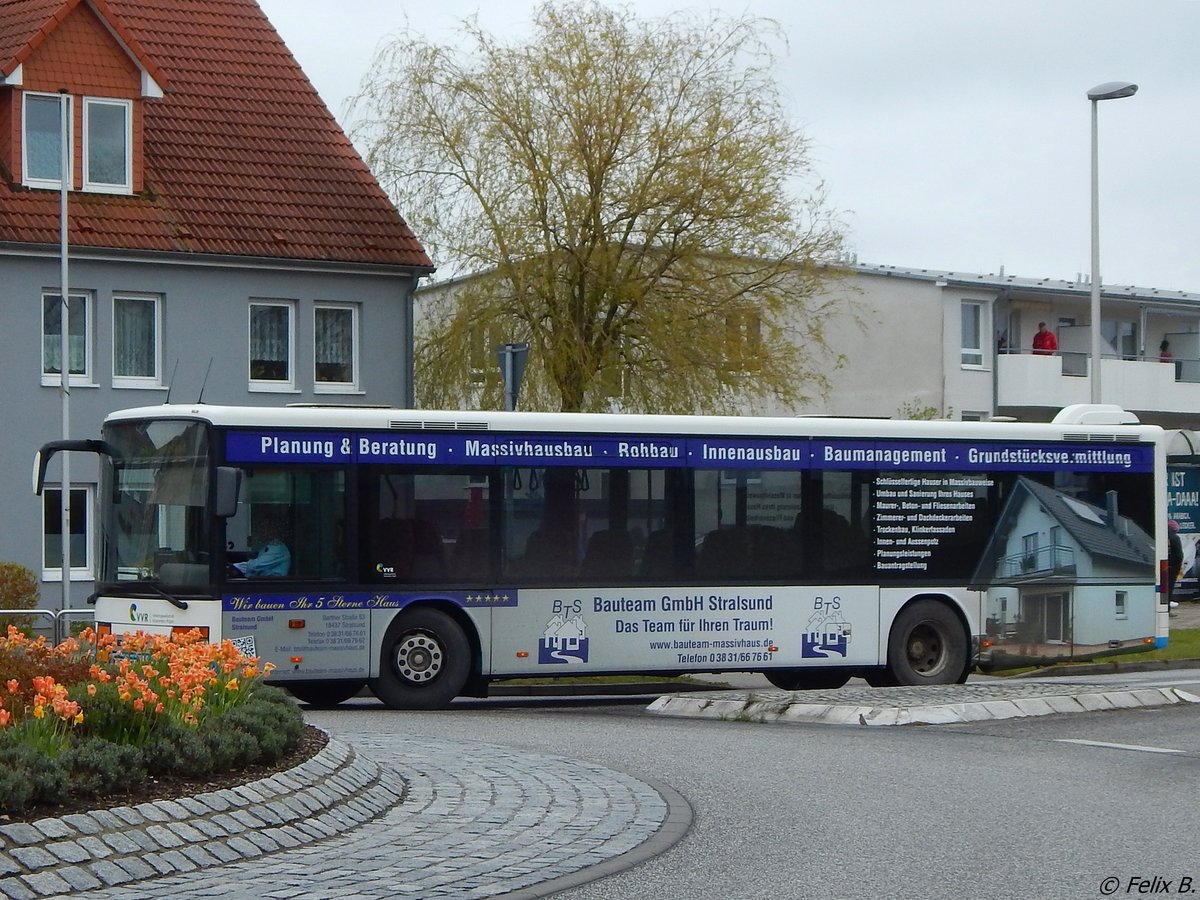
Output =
[{"x1": 126, "y1": 580, "x2": 189, "y2": 611}]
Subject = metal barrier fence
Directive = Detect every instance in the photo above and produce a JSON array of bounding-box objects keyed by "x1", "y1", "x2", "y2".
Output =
[{"x1": 0, "y1": 607, "x2": 95, "y2": 644}]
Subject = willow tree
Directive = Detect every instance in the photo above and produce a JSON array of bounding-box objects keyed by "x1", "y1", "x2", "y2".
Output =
[{"x1": 354, "y1": 1, "x2": 846, "y2": 413}]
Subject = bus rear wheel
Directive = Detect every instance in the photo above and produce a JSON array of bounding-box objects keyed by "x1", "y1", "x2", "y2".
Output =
[
  {"x1": 287, "y1": 681, "x2": 366, "y2": 708},
  {"x1": 885, "y1": 599, "x2": 968, "y2": 686},
  {"x1": 371, "y1": 607, "x2": 470, "y2": 710},
  {"x1": 764, "y1": 669, "x2": 851, "y2": 691}
]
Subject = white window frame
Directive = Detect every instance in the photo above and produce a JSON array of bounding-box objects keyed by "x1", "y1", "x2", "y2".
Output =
[
  {"x1": 41, "y1": 291, "x2": 93, "y2": 387},
  {"x1": 313, "y1": 302, "x2": 361, "y2": 393},
  {"x1": 82, "y1": 97, "x2": 133, "y2": 194},
  {"x1": 112, "y1": 293, "x2": 162, "y2": 388},
  {"x1": 42, "y1": 484, "x2": 94, "y2": 582},
  {"x1": 249, "y1": 299, "x2": 297, "y2": 392},
  {"x1": 22, "y1": 91, "x2": 73, "y2": 190},
  {"x1": 961, "y1": 300, "x2": 985, "y2": 368}
]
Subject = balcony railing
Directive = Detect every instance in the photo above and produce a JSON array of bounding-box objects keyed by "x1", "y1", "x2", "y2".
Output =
[
  {"x1": 997, "y1": 545, "x2": 1076, "y2": 579},
  {"x1": 996, "y1": 350, "x2": 1200, "y2": 414}
]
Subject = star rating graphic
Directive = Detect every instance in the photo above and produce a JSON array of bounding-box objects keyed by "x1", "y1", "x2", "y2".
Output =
[{"x1": 463, "y1": 592, "x2": 513, "y2": 606}]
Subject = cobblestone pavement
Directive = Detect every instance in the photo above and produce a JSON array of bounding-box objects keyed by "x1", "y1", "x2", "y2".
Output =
[{"x1": 0, "y1": 736, "x2": 685, "y2": 900}]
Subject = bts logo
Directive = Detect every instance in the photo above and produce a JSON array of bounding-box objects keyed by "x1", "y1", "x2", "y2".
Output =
[
  {"x1": 802, "y1": 630, "x2": 848, "y2": 658},
  {"x1": 802, "y1": 607, "x2": 850, "y2": 658},
  {"x1": 538, "y1": 613, "x2": 589, "y2": 664}
]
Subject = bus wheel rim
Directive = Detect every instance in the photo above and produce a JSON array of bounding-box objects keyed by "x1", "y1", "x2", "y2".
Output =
[
  {"x1": 395, "y1": 632, "x2": 443, "y2": 683},
  {"x1": 906, "y1": 623, "x2": 944, "y2": 675}
]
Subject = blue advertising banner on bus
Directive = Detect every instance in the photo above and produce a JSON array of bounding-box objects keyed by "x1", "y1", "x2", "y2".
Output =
[{"x1": 226, "y1": 430, "x2": 1153, "y2": 474}]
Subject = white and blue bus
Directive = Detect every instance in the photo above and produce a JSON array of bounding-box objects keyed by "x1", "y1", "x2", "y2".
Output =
[{"x1": 36, "y1": 402, "x2": 1169, "y2": 708}]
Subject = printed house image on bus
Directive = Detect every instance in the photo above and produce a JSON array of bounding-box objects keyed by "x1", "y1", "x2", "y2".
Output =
[{"x1": 975, "y1": 477, "x2": 1155, "y2": 662}]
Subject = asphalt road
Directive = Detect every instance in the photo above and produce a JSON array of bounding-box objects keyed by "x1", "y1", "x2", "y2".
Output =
[{"x1": 307, "y1": 668, "x2": 1200, "y2": 900}]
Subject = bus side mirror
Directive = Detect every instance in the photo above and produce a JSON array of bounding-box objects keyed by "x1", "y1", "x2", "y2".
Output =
[
  {"x1": 33, "y1": 439, "x2": 119, "y2": 495},
  {"x1": 215, "y1": 467, "x2": 242, "y2": 518},
  {"x1": 32, "y1": 450, "x2": 46, "y2": 496}
]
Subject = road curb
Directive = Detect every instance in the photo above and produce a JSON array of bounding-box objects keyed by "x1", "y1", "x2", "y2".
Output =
[{"x1": 646, "y1": 683, "x2": 1200, "y2": 727}]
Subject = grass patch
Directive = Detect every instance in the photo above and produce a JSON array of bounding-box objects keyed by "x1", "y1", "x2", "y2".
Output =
[
  {"x1": 1096, "y1": 626, "x2": 1200, "y2": 664},
  {"x1": 987, "y1": 627, "x2": 1200, "y2": 677}
]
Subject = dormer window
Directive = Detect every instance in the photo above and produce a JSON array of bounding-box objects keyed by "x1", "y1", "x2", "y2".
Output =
[
  {"x1": 22, "y1": 92, "x2": 72, "y2": 189},
  {"x1": 20, "y1": 92, "x2": 133, "y2": 194},
  {"x1": 83, "y1": 97, "x2": 132, "y2": 193}
]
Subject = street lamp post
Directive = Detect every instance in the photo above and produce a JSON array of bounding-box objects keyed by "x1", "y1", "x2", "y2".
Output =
[{"x1": 1088, "y1": 80, "x2": 1137, "y2": 404}]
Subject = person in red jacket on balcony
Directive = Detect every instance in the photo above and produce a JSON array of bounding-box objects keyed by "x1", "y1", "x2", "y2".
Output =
[{"x1": 1032, "y1": 322, "x2": 1058, "y2": 355}]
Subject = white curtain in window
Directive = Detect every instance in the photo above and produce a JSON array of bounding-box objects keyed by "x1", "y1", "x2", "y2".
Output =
[
  {"x1": 86, "y1": 101, "x2": 128, "y2": 186},
  {"x1": 42, "y1": 295, "x2": 86, "y2": 375},
  {"x1": 114, "y1": 297, "x2": 155, "y2": 378},
  {"x1": 250, "y1": 304, "x2": 290, "y2": 380},
  {"x1": 315, "y1": 307, "x2": 353, "y2": 382}
]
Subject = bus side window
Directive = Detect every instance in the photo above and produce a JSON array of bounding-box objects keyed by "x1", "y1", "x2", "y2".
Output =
[
  {"x1": 580, "y1": 528, "x2": 635, "y2": 579},
  {"x1": 452, "y1": 527, "x2": 491, "y2": 581},
  {"x1": 697, "y1": 527, "x2": 755, "y2": 581},
  {"x1": 815, "y1": 470, "x2": 871, "y2": 578},
  {"x1": 225, "y1": 467, "x2": 345, "y2": 580},
  {"x1": 410, "y1": 519, "x2": 446, "y2": 579},
  {"x1": 520, "y1": 526, "x2": 577, "y2": 579},
  {"x1": 638, "y1": 527, "x2": 677, "y2": 580},
  {"x1": 373, "y1": 518, "x2": 413, "y2": 580}
]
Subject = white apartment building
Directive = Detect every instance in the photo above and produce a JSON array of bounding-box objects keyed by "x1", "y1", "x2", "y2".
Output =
[{"x1": 417, "y1": 262, "x2": 1200, "y2": 427}]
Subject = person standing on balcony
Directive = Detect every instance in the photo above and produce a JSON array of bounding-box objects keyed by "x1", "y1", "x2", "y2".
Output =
[
  {"x1": 1032, "y1": 322, "x2": 1058, "y2": 355},
  {"x1": 1159, "y1": 339, "x2": 1173, "y2": 361}
]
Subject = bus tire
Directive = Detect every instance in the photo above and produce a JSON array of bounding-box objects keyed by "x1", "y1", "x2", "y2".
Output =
[
  {"x1": 885, "y1": 599, "x2": 968, "y2": 686},
  {"x1": 287, "y1": 681, "x2": 365, "y2": 708},
  {"x1": 864, "y1": 669, "x2": 898, "y2": 687},
  {"x1": 371, "y1": 607, "x2": 470, "y2": 710},
  {"x1": 764, "y1": 669, "x2": 851, "y2": 691}
]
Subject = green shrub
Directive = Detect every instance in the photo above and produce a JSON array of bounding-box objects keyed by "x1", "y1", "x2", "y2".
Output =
[
  {"x1": 0, "y1": 562, "x2": 38, "y2": 634},
  {"x1": 142, "y1": 719, "x2": 214, "y2": 776},
  {"x1": 66, "y1": 680, "x2": 159, "y2": 745},
  {"x1": 0, "y1": 741, "x2": 70, "y2": 810},
  {"x1": 59, "y1": 737, "x2": 144, "y2": 796},
  {"x1": 202, "y1": 719, "x2": 261, "y2": 770},
  {"x1": 221, "y1": 686, "x2": 304, "y2": 763},
  {"x1": 0, "y1": 764, "x2": 33, "y2": 812}
]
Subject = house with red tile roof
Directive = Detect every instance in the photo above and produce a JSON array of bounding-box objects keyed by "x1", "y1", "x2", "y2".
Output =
[{"x1": 0, "y1": 0, "x2": 433, "y2": 603}]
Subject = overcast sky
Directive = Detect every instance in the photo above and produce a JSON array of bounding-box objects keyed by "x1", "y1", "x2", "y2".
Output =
[{"x1": 259, "y1": 0, "x2": 1200, "y2": 293}]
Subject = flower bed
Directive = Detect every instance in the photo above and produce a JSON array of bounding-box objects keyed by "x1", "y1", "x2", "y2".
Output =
[{"x1": 0, "y1": 626, "x2": 303, "y2": 815}]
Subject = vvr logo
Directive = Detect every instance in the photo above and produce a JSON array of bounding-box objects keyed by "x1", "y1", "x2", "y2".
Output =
[{"x1": 129, "y1": 603, "x2": 150, "y2": 624}]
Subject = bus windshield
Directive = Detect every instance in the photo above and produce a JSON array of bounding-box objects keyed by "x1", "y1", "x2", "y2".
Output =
[{"x1": 100, "y1": 419, "x2": 212, "y2": 589}]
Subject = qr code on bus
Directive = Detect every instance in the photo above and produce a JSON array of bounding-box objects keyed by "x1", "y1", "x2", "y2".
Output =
[{"x1": 228, "y1": 635, "x2": 257, "y2": 658}]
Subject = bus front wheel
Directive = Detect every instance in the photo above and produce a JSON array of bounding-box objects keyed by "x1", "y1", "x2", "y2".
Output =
[
  {"x1": 371, "y1": 608, "x2": 470, "y2": 710},
  {"x1": 885, "y1": 599, "x2": 968, "y2": 686},
  {"x1": 764, "y1": 669, "x2": 851, "y2": 691}
]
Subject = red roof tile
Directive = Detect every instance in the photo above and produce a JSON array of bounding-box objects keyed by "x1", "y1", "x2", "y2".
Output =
[
  {"x1": 1, "y1": 0, "x2": 167, "y2": 92},
  {"x1": 0, "y1": 0, "x2": 432, "y2": 270}
]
